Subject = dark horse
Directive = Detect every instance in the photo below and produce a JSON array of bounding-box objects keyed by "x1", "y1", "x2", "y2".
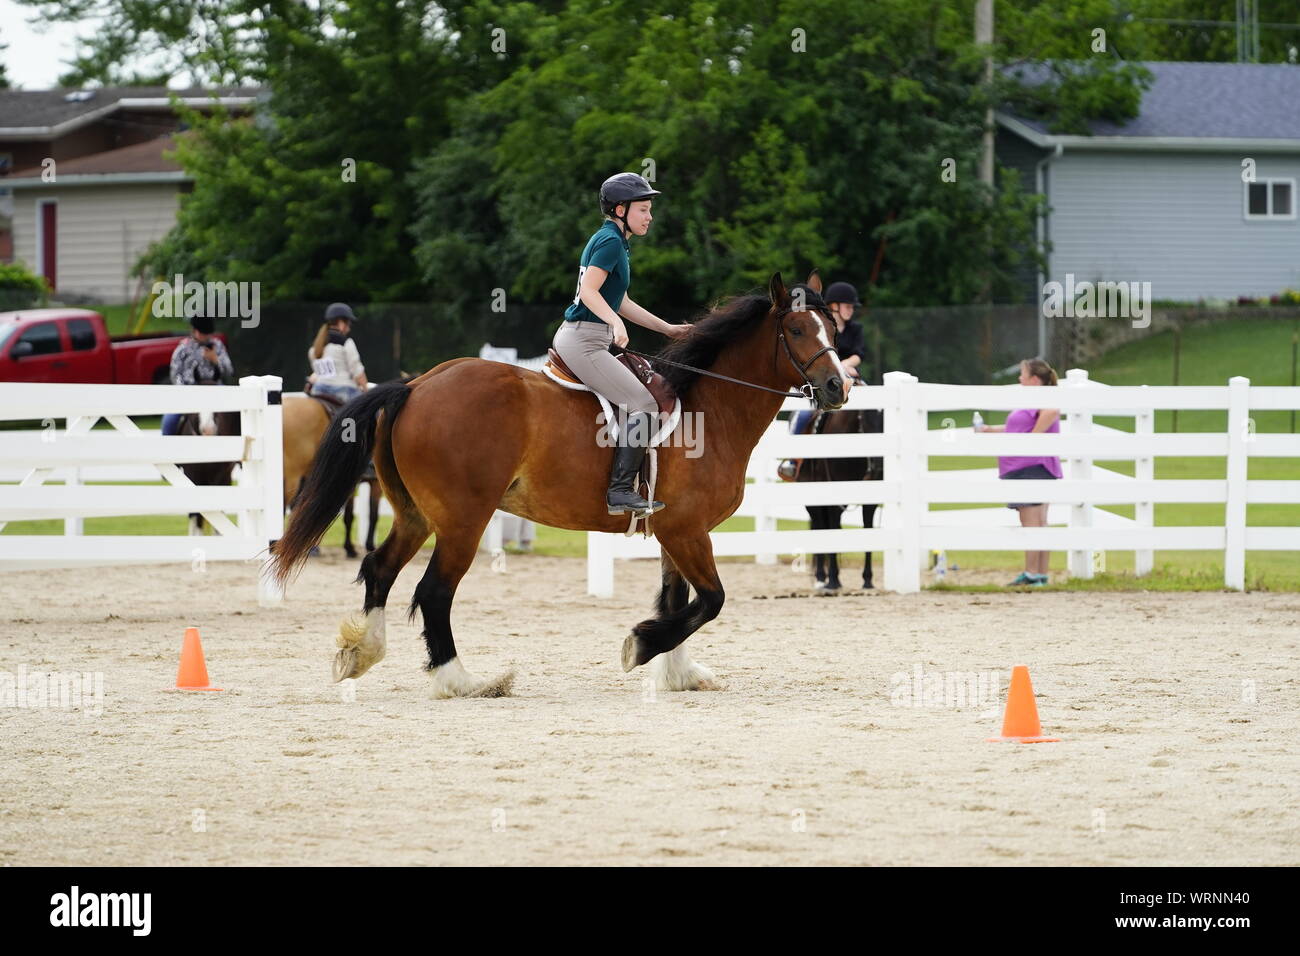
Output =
[
  {"x1": 796, "y1": 408, "x2": 884, "y2": 590},
  {"x1": 268, "y1": 272, "x2": 851, "y2": 697},
  {"x1": 178, "y1": 403, "x2": 241, "y2": 536}
]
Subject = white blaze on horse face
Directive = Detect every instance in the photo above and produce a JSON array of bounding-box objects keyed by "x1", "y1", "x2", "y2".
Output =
[
  {"x1": 812, "y1": 315, "x2": 849, "y2": 380},
  {"x1": 199, "y1": 411, "x2": 216, "y2": 436}
]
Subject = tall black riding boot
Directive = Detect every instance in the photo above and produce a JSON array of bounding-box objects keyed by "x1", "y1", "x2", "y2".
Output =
[{"x1": 606, "y1": 412, "x2": 665, "y2": 516}]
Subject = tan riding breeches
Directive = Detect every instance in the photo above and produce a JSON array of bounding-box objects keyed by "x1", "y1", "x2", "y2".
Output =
[{"x1": 552, "y1": 319, "x2": 657, "y2": 417}]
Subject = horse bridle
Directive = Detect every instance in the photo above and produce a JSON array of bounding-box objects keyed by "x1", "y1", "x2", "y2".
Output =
[
  {"x1": 775, "y1": 305, "x2": 839, "y2": 401},
  {"x1": 619, "y1": 300, "x2": 841, "y2": 402}
]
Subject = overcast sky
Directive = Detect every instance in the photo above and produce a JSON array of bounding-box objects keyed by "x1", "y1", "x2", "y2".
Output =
[{"x1": 1, "y1": 0, "x2": 105, "y2": 89}]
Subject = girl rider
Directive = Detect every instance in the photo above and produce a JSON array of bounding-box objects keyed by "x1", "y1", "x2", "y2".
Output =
[{"x1": 553, "y1": 172, "x2": 689, "y2": 517}]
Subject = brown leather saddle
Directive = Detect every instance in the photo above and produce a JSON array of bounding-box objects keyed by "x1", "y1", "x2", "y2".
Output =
[
  {"x1": 545, "y1": 349, "x2": 678, "y2": 417},
  {"x1": 303, "y1": 379, "x2": 346, "y2": 422},
  {"x1": 303, "y1": 380, "x2": 376, "y2": 481},
  {"x1": 544, "y1": 349, "x2": 676, "y2": 535}
]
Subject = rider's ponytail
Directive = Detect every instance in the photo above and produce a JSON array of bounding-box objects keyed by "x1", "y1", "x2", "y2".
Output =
[{"x1": 310, "y1": 323, "x2": 329, "y2": 360}]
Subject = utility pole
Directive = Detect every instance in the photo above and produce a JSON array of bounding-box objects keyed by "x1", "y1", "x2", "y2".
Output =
[
  {"x1": 976, "y1": 0, "x2": 995, "y2": 379},
  {"x1": 977, "y1": 0, "x2": 995, "y2": 190}
]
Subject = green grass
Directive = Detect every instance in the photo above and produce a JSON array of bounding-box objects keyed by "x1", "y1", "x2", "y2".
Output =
[{"x1": 918, "y1": 316, "x2": 1300, "y2": 588}]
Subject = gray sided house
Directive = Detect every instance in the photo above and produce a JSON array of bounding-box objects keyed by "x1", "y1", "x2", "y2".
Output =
[{"x1": 997, "y1": 62, "x2": 1300, "y2": 306}]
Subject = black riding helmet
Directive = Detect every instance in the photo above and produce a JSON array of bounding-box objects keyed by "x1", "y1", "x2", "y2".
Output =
[
  {"x1": 325, "y1": 302, "x2": 358, "y2": 323},
  {"x1": 824, "y1": 282, "x2": 861, "y2": 306},
  {"x1": 599, "y1": 172, "x2": 661, "y2": 236}
]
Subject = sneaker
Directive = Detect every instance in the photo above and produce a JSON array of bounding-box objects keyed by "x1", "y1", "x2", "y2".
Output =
[
  {"x1": 1008, "y1": 572, "x2": 1034, "y2": 586},
  {"x1": 1028, "y1": 574, "x2": 1048, "y2": 587}
]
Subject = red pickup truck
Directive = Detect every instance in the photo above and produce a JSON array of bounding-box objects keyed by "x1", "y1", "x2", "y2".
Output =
[{"x1": 0, "y1": 309, "x2": 222, "y2": 384}]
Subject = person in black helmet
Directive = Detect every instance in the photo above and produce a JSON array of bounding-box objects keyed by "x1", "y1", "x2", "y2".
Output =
[
  {"x1": 790, "y1": 281, "x2": 866, "y2": 436},
  {"x1": 553, "y1": 172, "x2": 690, "y2": 517},
  {"x1": 824, "y1": 281, "x2": 866, "y2": 382},
  {"x1": 307, "y1": 302, "x2": 369, "y2": 402}
]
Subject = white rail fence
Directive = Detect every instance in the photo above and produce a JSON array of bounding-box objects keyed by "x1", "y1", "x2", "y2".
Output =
[
  {"x1": 587, "y1": 369, "x2": 1300, "y2": 596},
  {"x1": 0, "y1": 376, "x2": 285, "y2": 605}
]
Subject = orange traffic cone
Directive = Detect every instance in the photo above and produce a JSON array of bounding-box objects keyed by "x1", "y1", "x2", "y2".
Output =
[
  {"x1": 987, "y1": 665, "x2": 1058, "y2": 743},
  {"x1": 173, "y1": 626, "x2": 223, "y2": 691}
]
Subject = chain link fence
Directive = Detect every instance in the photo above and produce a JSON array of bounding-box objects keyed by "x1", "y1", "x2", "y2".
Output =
[{"x1": 209, "y1": 300, "x2": 1300, "y2": 390}]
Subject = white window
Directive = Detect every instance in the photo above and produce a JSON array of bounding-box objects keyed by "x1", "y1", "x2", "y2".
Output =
[{"x1": 1244, "y1": 178, "x2": 1296, "y2": 221}]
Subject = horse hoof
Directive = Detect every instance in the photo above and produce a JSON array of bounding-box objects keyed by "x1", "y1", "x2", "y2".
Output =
[
  {"x1": 622, "y1": 634, "x2": 654, "y2": 672},
  {"x1": 344, "y1": 547, "x2": 358, "y2": 559},
  {"x1": 333, "y1": 647, "x2": 360, "y2": 682}
]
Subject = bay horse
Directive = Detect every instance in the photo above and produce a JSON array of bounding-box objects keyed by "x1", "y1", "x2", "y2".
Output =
[
  {"x1": 796, "y1": 407, "x2": 884, "y2": 590},
  {"x1": 268, "y1": 272, "x2": 850, "y2": 697},
  {"x1": 282, "y1": 393, "x2": 381, "y2": 557}
]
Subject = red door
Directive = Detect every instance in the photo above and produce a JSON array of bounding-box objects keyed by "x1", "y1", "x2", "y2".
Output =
[{"x1": 39, "y1": 201, "x2": 57, "y2": 291}]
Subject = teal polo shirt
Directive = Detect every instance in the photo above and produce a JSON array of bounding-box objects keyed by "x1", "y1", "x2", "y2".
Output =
[{"x1": 564, "y1": 220, "x2": 630, "y2": 323}]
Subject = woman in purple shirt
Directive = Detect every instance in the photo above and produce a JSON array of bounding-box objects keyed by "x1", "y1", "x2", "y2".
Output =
[{"x1": 976, "y1": 358, "x2": 1061, "y2": 586}]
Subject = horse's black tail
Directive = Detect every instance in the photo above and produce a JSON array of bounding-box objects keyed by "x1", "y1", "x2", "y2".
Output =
[{"x1": 270, "y1": 382, "x2": 413, "y2": 585}]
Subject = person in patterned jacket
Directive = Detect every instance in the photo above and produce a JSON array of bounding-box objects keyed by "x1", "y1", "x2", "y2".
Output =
[{"x1": 161, "y1": 315, "x2": 234, "y2": 436}]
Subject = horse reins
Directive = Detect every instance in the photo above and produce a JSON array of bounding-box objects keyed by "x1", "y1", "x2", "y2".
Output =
[{"x1": 616, "y1": 304, "x2": 838, "y2": 401}]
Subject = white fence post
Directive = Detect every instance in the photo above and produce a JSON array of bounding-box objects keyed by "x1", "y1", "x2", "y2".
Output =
[
  {"x1": 754, "y1": 461, "x2": 777, "y2": 565},
  {"x1": 1224, "y1": 375, "x2": 1250, "y2": 590},
  {"x1": 64, "y1": 463, "x2": 84, "y2": 538},
  {"x1": 1064, "y1": 368, "x2": 1095, "y2": 579},
  {"x1": 1134, "y1": 400, "x2": 1154, "y2": 576},
  {"x1": 242, "y1": 375, "x2": 284, "y2": 607},
  {"x1": 587, "y1": 531, "x2": 615, "y2": 598},
  {"x1": 482, "y1": 511, "x2": 504, "y2": 553},
  {"x1": 882, "y1": 371, "x2": 922, "y2": 593}
]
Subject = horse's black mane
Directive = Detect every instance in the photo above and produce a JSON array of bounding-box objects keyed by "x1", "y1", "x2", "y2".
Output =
[
  {"x1": 652, "y1": 293, "x2": 771, "y2": 394},
  {"x1": 652, "y1": 284, "x2": 827, "y2": 394}
]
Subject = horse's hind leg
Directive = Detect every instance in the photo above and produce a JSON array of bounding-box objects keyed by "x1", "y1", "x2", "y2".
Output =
[
  {"x1": 648, "y1": 550, "x2": 722, "y2": 692},
  {"x1": 333, "y1": 508, "x2": 428, "y2": 682},
  {"x1": 342, "y1": 489, "x2": 357, "y2": 558},
  {"x1": 410, "y1": 519, "x2": 515, "y2": 699},
  {"x1": 366, "y1": 480, "x2": 379, "y2": 552}
]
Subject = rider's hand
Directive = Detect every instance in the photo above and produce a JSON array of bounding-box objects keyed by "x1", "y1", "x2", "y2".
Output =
[
  {"x1": 611, "y1": 320, "x2": 629, "y2": 349},
  {"x1": 662, "y1": 323, "x2": 691, "y2": 340}
]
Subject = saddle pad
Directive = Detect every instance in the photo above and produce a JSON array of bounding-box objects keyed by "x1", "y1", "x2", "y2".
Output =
[
  {"x1": 547, "y1": 348, "x2": 677, "y2": 417},
  {"x1": 542, "y1": 364, "x2": 682, "y2": 446}
]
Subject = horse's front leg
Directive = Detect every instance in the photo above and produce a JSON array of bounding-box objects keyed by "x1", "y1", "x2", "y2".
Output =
[
  {"x1": 809, "y1": 507, "x2": 828, "y2": 587},
  {"x1": 862, "y1": 504, "x2": 877, "y2": 588},
  {"x1": 624, "y1": 540, "x2": 724, "y2": 691},
  {"x1": 825, "y1": 506, "x2": 843, "y2": 591}
]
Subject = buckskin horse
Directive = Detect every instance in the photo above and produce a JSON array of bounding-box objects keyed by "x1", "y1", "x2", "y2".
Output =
[
  {"x1": 268, "y1": 272, "x2": 850, "y2": 698},
  {"x1": 282, "y1": 391, "x2": 382, "y2": 557}
]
